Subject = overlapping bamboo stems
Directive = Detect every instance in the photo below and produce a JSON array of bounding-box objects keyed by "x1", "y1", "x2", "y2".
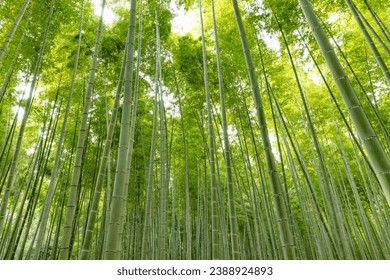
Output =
[
  {"x1": 273, "y1": 93, "x2": 340, "y2": 258},
  {"x1": 210, "y1": 0, "x2": 240, "y2": 260},
  {"x1": 345, "y1": 0, "x2": 390, "y2": 85},
  {"x1": 232, "y1": 116, "x2": 262, "y2": 258},
  {"x1": 333, "y1": 118, "x2": 387, "y2": 258},
  {"x1": 0, "y1": 100, "x2": 19, "y2": 183},
  {"x1": 230, "y1": 0, "x2": 296, "y2": 259},
  {"x1": 58, "y1": 0, "x2": 106, "y2": 259},
  {"x1": 253, "y1": 30, "x2": 344, "y2": 257},
  {"x1": 296, "y1": 27, "x2": 380, "y2": 184},
  {"x1": 246, "y1": 109, "x2": 277, "y2": 257},
  {"x1": 310, "y1": 62, "x2": 390, "y2": 254},
  {"x1": 321, "y1": 23, "x2": 390, "y2": 149},
  {"x1": 232, "y1": 99, "x2": 278, "y2": 259},
  {"x1": 1, "y1": 0, "x2": 389, "y2": 261},
  {"x1": 351, "y1": 1, "x2": 390, "y2": 57},
  {"x1": 191, "y1": 108, "x2": 212, "y2": 259},
  {"x1": 34, "y1": 1, "x2": 85, "y2": 260},
  {"x1": 47, "y1": 119, "x2": 80, "y2": 259},
  {"x1": 79, "y1": 18, "x2": 128, "y2": 261},
  {"x1": 173, "y1": 70, "x2": 192, "y2": 260},
  {"x1": 155, "y1": 10, "x2": 169, "y2": 259},
  {"x1": 0, "y1": 0, "x2": 56, "y2": 236},
  {"x1": 294, "y1": 29, "x2": 385, "y2": 258},
  {"x1": 199, "y1": 0, "x2": 221, "y2": 260},
  {"x1": 141, "y1": 16, "x2": 160, "y2": 260},
  {"x1": 273, "y1": 12, "x2": 351, "y2": 257},
  {"x1": 363, "y1": 0, "x2": 390, "y2": 44},
  {"x1": 5, "y1": 91, "x2": 60, "y2": 259},
  {"x1": 72, "y1": 115, "x2": 101, "y2": 255},
  {"x1": 1, "y1": 125, "x2": 44, "y2": 259},
  {"x1": 0, "y1": 7, "x2": 31, "y2": 103},
  {"x1": 298, "y1": 0, "x2": 390, "y2": 206},
  {"x1": 208, "y1": 97, "x2": 233, "y2": 259},
  {"x1": 121, "y1": 0, "x2": 144, "y2": 260},
  {"x1": 17, "y1": 85, "x2": 62, "y2": 259}
]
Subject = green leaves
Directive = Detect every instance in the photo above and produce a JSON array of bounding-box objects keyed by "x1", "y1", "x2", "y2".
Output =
[{"x1": 0, "y1": 0, "x2": 390, "y2": 260}]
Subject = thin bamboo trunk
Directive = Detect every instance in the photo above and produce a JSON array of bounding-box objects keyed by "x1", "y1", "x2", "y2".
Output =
[
  {"x1": 0, "y1": 0, "x2": 30, "y2": 63},
  {"x1": 0, "y1": 7, "x2": 31, "y2": 103}
]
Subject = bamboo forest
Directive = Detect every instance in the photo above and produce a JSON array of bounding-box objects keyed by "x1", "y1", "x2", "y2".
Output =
[{"x1": 0, "y1": 0, "x2": 389, "y2": 260}]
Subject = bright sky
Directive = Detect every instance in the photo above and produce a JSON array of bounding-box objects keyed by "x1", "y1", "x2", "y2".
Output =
[
  {"x1": 91, "y1": 0, "x2": 279, "y2": 52},
  {"x1": 91, "y1": 0, "x2": 197, "y2": 35},
  {"x1": 259, "y1": 30, "x2": 280, "y2": 52},
  {"x1": 170, "y1": 1, "x2": 199, "y2": 36},
  {"x1": 91, "y1": 0, "x2": 117, "y2": 25}
]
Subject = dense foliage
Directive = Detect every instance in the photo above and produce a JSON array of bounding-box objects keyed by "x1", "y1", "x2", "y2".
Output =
[{"x1": 0, "y1": 0, "x2": 389, "y2": 259}]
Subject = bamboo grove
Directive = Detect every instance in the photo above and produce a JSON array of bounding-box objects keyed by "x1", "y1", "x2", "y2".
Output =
[{"x1": 0, "y1": 0, "x2": 389, "y2": 260}]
